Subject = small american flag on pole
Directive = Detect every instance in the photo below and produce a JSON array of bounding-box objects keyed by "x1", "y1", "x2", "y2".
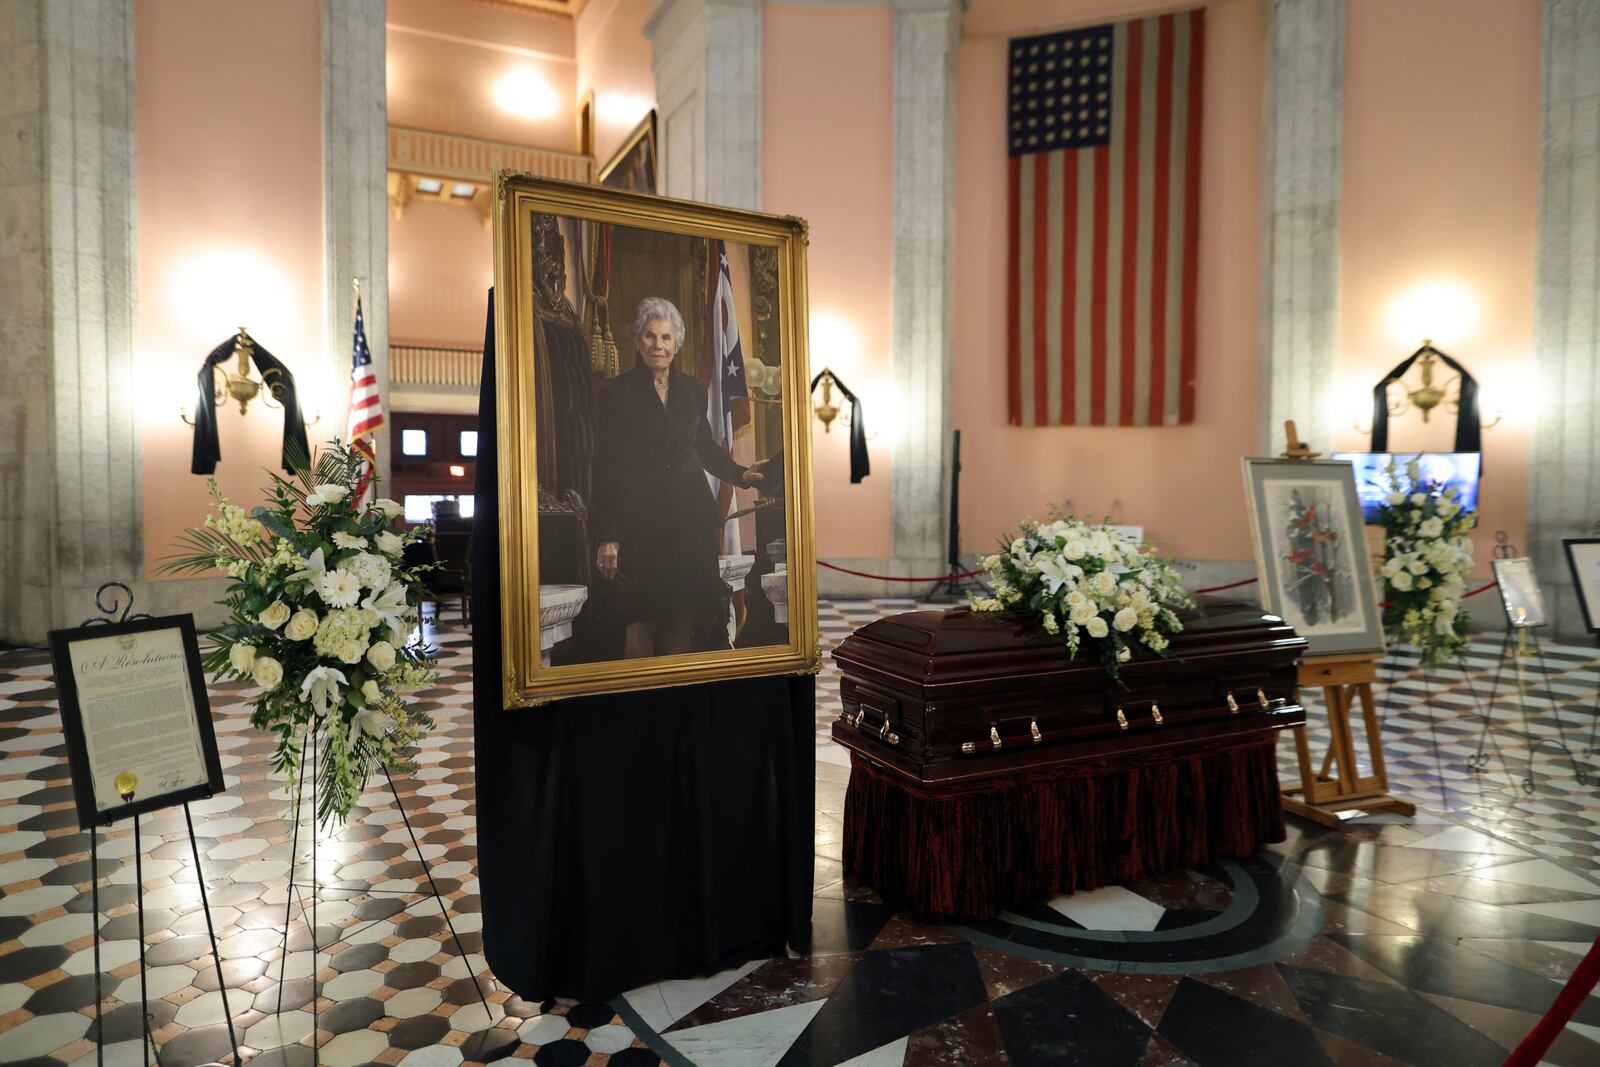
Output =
[
  {"x1": 347, "y1": 287, "x2": 383, "y2": 489},
  {"x1": 706, "y1": 241, "x2": 751, "y2": 554},
  {"x1": 1006, "y1": 9, "x2": 1205, "y2": 427}
]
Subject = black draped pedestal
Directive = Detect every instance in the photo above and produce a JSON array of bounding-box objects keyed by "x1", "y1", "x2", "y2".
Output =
[{"x1": 470, "y1": 293, "x2": 814, "y2": 1002}]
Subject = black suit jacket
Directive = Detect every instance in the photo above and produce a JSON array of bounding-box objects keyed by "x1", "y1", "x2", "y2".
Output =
[{"x1": 590, "y1": 363, "x2": 747, "y2": 550}]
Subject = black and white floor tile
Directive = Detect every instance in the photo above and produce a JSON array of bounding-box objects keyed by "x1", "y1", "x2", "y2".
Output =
[{"x1": 3, "y1": 599, "x2": 1600, "y2": 1065}]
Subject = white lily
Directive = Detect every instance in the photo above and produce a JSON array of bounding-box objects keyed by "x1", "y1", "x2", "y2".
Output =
[
  {"x1": 289, "y1": 547, "x2": 327, "y2": 584},
  {"x1": 347, "y1": 707, "x2": 393, "y2": 753},
  {"x1": 299, "y1": 666, "x2": 348, "y2": 718},
  {"x1": 362, "y1": 582, "x2": 411, "y2": 634},
  {"x1": 1035, "y1": 555, "x2": 1079, "y2": 594}
]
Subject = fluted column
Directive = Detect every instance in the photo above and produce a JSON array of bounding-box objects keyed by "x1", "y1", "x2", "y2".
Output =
[
  {"x1": 887, "y1": 0, "x2": 961, "y2": 579},
  {"x1": 0, "y1": 0, "x2": 140, "y2": 643},
  {"x1": 1257, "y1": 0, "x2": 1344, "y2": 456},
  {"x1": 1528, "y1": 0, "x2": 1600, "y2": 636},
  {"x1": 323, "y1": 0, "x2": 390, "y2": 484},
  {"x1": 646, "y1": 0, "x2": 762, "y2": 209}
]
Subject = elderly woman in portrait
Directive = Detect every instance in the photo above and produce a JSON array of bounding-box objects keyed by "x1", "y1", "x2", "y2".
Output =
[{"x1": 590, "y1": 296, "x2": 768, "y2": 659}]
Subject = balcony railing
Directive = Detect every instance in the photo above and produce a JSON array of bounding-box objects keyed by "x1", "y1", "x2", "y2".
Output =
[{"x1": 392, "y1": 344, "x2": 482, "y2": 390}]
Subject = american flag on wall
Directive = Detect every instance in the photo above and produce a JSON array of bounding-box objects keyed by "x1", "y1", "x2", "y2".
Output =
[
  {"x1": 1006, "y1": 8, "x2": 1205, "y2": 427},
  {"x1": 347, "y1": 292, "x2": 383, "y2": 486}
]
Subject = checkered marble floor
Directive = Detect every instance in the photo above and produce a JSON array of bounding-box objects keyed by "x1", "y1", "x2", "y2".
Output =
[{"x1": 3, "y1": 599, "x2": 1600, "y2": 1066}]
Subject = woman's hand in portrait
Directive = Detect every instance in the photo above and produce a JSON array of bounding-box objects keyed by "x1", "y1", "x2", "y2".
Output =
[
  {"x1": 742, "y1": 459, "x2": 773, "y2": 489},
  {"x1": 596, "y1": 541, "x2": 620, "y2": 579}
]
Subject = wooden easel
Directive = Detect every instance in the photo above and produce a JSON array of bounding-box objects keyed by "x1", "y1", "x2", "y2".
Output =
[
  {"x1": 1282, "y1": 654, "x2": 1415, "y2": 826},
  {"x1": 1273, "y1": 421, "x2": 1416, "y2": 827}
]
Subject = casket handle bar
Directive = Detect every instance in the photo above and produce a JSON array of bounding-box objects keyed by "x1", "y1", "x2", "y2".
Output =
[
  {"x1": 1150, "y1": 704, "x2": 1164, "y2": 726},
  {"x1": 1116, "y1": 709, "x2": 1129, "y2": 731},
  {"x1": 1030, "y1": 718, "x2": 1043, "y2": 744}
]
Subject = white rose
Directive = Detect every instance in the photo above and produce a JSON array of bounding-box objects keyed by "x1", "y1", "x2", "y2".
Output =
[
  {"x1": 1085, "y1": 616, "x2": 1109, "y2": 639},
  {"x1": 375, "y1": 530, "x2": 403, "y2": 556},
  {"x1": 337, "y1": 639, "x2": 366, "y2": 665},
  {"x1": 319, "y1": 568, "x2": 362, "y2": 608},
  {"x1": 361, "y1": 679, "x2": 382, "y2": 705},
  {"x1": 366, "y1": 640, "x2": 396, "y2": 672},
  {"x1": 1410, "y1": 493, "x2": 1427, "y2": 506},
  {"x1": 1390, "y1": 571, "x2": 1414, "y2": 591},
  {"x1": 1407, "y1": 559, "x2": 1428, "y2": 575},
  {"x1": 1093, "y1": 572, "x2": 1117, "y2": 596},
  {"x1": 1069, "y1": 603, "x2": 1096, "y2": 626},
  {"x1": 250, "y1": 655, "x2": 283, "y2": 689},
  {"x1": 373, "y1": 498, "x2": 404, "y2": 519},
  {"x1": 285, "y1": 609, "x2": 318, "y2": 641},
  {"x1": 1417, "y1": 576, "x2": 1432, "y2": 588},
  {"x1": 1116, "y1": 645, "x2": 1133, "y2": 662},
  {"x1": 1113, "y1": 607, "x2": 1139, "y2": 632},
  {"x1": 308, "y1": 483, "x2": 350, "y2": 506},
  {"x1": 1063, "y1": 540, "x2": 1087, "y2": 560},
  {"x1": 1386, "y1": 492, "x2": 1406, "y2": 506},
  {"x1": 1417, "y1": 517, "x2": 1444, "y2": 538},
  {"x1": 229, "y1": 643, "x2": 256, "y2": 675},
  {"x1": 258, "y1": 601, "x2": 291, "y2": 630}
]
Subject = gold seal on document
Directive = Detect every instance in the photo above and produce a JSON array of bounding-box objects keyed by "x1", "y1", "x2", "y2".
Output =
[{"x1": 114, "y1": 772, "x2": 138, "y2": 800}]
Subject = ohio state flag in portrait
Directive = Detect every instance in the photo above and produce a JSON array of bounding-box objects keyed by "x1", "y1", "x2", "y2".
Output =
[{"x1": 1006, "y1": 8, "x2": 1205, "y2": 427}]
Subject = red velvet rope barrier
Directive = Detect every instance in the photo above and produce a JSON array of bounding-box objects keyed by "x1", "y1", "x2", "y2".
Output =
[
  {"x1": 814, "y1": 564, "x2": 1500, "y2": 603},
  {"x1": 1504, "y1": 935, "x2": 1600, "y2": 1066}
]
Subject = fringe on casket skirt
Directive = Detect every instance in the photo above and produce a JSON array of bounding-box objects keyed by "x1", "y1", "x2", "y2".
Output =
[{"x1": 841, "y1": 735, "x2": 1287, "y2": 920}]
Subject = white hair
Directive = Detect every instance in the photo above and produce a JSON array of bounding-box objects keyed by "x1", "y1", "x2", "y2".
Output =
[{"x1": 631, "y1": 296, "x2": 685, "y2": 351}]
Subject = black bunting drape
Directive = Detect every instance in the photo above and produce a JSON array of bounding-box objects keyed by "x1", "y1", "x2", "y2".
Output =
[
  {"x1": 190, "y1": 334, "x2": 312, "y2": 475},
  {"x1": 1369, "y1": 342, "x2": 1482, "y2": 460},
  {"x1": 810, "y1": 370, "x2": 871, "y2": 484}
]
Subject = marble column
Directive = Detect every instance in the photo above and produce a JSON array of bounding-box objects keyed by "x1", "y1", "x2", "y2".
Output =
[
  {"x1": 323, "y1": 0, "x2": 390, "y2": 486},
  {"x1": 0, "y1": 0, "x2": 140, "y2": 644},
  {"x1": 1257, "y1": 0, "x2": 1344, "y2": 457},
  {"x1": 888, "y1": 0, "x2": 961, "y2": 581},
  {"x1": 646, "y1": 0, "x2": 762, "y2": 209},
  {"x1": 1528, "y1": 0, "x2": 1600, "y2": 636}
]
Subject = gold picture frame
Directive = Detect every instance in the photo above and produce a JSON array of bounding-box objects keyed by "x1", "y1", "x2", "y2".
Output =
[
  {"x1": 493, "y1": 175, "x2": 818, "y2": 706},
  {"x1": 596, "y1": 110, "x2": 657, "y2": 194}
]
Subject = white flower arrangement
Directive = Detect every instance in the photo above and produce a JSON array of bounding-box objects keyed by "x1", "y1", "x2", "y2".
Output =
[
  {"x1": 1376, "y1": 460, "x2": 1475, "y2": 666},
  {"x1": 971, "y1": 514, "x2": 1194, "y2": 680},
  {"x1": 161, "y1": 442, "x2": 438, "y2": 825}
]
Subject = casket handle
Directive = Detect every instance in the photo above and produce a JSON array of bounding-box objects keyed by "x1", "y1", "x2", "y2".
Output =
[
  {"x1": 1226, "y1": 692, "x2": 1240, "y2": 714},
  {"x1": 1030, "y1": 719, "x2": 1043, "y2": 744},
  {"x1": 1257, "y1": 687, "x2": 1269, "y2": 709},
  {"x1": 1116, "y1": 709, "x2": 1129, "y2": 731},
  {"x1": 990, "y1": 725, "x2": 1003, "y2": 749},
  {"x1": 878, "y1": 719, "x2": 900, "y2": 746},
  {"x1": 1150, "y1": 703, "x2": 1164, "y2": 726}
]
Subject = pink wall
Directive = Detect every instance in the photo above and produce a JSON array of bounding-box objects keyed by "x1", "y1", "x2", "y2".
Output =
[
  {"x1": 388, "y1": 0, "x2": 577, "y2": 148},
  {"x1": 389, "y1": 201, "x2": 494, "y2": 347},
  {"x1": 955, "y1": 0, "x2": 1264, "y2": 561},
  {"x1": 136, "y1": 0, "x2": 328, "y2": 577},
  {"x1": 576, "y1": 0, "x2": 658, "y2": 164},
  {"x1": 763, "y1": 5, "x2": 896, "y2": 560},
  {"x1": 1335, "y1": 0, "x2": 1539, "y2": 578}
]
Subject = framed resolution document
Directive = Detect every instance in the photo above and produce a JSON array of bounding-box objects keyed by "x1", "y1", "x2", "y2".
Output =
[{"x1": 48, "y1": 615, "x2": 224, "y2": 829}]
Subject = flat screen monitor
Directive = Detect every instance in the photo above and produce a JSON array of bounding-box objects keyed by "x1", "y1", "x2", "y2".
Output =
[{"x1": 1330, "y1": 452, "x2": 1481, "y2": 525}]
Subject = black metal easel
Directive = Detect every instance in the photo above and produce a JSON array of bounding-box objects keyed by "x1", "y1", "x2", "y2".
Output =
[{"x1": 78, "y1": 583, "x2": 239, "y2": 1067}]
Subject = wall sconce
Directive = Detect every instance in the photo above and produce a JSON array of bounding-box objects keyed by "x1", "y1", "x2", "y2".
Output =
[
  {"x1": 812, "y1": 368, "x2": 842, "y2": 432},
  {"x1": 179, "y1": 326, "x2": 320, "y2": 426},
  {"x1": 1353, "y1": 339, "x2": 1500, "y2": 435}
]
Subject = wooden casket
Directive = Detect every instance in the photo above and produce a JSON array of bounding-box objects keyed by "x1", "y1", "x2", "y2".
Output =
[{"x1": 831, "y1": 598, "x2": 1308, "y2": 918}]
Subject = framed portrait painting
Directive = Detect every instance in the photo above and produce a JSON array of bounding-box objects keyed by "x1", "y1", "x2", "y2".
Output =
[
  {"x1": 1492, "y1": 557, "x2": 1548, "y2": 629},
  {"x1": 597, "y1": 111, "x2": 657, "y2": 194},
  {"x1": 1242, "y1": 458, "x2": 1386, "y2": 658},
  {"x1": 493, "y1": 175, "x2": 818, "y2": 705},
  {"x1": 1563, "y1": 539, "x2": 1600, "y2": 633}
]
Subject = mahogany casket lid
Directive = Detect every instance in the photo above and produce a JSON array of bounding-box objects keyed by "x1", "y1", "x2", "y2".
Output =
[{"x1": 831, "y1": 597, "x2": 1307, "y2": 690}]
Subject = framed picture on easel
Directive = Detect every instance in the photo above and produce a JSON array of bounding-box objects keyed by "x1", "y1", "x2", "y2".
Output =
[
  {"x1": 48, "y1": 614, "x2": 224, "y2": 829},
  {"x1": 1242, "y1": 458, "x2": 1386, "y2": 658},
  {"x1": 1493, "y1": 557, "x2": 1549, "y2": 630},
  {"x1": 1563, "y1": 539, "x2": 1600, "y2": 633}
]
